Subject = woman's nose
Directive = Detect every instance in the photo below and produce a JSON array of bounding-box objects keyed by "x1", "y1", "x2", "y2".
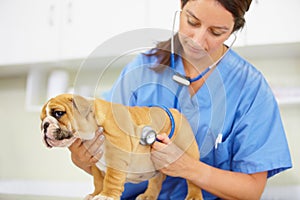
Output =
[{"x1": 191, "y1": 28, "x2": 207, "y2": 49}]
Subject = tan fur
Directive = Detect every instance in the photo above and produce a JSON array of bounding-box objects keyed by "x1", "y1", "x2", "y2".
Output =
[{"x1": 40, "y1": 94, "x2": 203, "y2": 200}]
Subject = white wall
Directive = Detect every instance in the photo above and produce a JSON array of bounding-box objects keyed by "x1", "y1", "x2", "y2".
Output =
[
  {"x1": 250, "y1": 57, "x2": 300, "y2": 185},
  {"x1": 236, "y1": 48, "x2": 300, "y2": 199}
]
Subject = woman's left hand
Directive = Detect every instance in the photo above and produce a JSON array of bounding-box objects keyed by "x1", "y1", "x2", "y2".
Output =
[{"x1": 151, "y1": 133, "x2": 196, "y2": 178}]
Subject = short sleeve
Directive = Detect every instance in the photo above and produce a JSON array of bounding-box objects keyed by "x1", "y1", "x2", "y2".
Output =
[{"x1": 231, "y1": 76, "x2": 292, "y2": 177}]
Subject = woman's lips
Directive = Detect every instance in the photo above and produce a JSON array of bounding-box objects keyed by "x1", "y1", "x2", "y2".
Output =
[{"x1": 186, "y1": 44, "x2": 208, "y2": 57}]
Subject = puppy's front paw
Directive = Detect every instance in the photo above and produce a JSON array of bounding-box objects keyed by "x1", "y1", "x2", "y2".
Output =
[
  {"x1": 92, "y1": 194, "x2": 115, "y2": 200},
  {"x1": 184, "y1": 194, "x2": 203, "y2": 200},
  {"x1": 83, "y1": 194, "x2": 94, "y2": 200},
  {"x1": 136, "y1": 194, "x2": 157, "y2": 200},
  {"x1": 184, "y1": 197, "x2": 203, "y2": 200}
]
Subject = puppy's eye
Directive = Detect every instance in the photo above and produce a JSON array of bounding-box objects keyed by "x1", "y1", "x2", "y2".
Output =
[{"x1": 52, "y1": 111, "x2": 66, "y2": 119}]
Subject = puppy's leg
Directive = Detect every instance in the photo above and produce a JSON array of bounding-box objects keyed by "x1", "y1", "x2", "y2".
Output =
[
  {"x1": 184, "y1": 142, "x2": 203, "y2": 200},
  {"x1": 92, "y1": 165, "x2": 105, "y2": 196},
  {"x1": 84, "y1": 165, "x2": 104, "y2": 200},
  {"x1": 136, "y1": 172, "x2": 166, "y2": 200},
  {"x1": 93, "y1": 167, "x2": 127, "y2": 200},
  {"x1": 185, "y1": 181, "x2": 203, "y2": 200}
]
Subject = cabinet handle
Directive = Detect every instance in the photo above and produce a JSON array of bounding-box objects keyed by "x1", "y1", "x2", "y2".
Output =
[
  {"x1": 67, "y1": 1, "x2": 73, "y2": 24},
  {"x1": 48, "y1": 4, "x2": 55, "y2": 26}
]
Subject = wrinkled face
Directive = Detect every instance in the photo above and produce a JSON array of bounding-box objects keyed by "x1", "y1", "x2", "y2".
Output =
[
  {"x1": 40, "y1": 94, "x2": 97, "y2": 148},
  {"x1": 40, "y1": 94, "x2": 76, "y2": 148}
]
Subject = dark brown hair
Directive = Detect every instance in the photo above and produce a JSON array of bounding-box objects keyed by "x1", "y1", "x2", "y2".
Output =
[{"x1": 146, "y1": 0, "x2": 252, "y2": 71}]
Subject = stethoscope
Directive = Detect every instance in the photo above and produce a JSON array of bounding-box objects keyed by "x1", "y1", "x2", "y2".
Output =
[
  {"x1": 139, "y1": 105, "x2": 175, "y2": 146},
  {"x1": 139, "y1": 10, "x2": 237, "y2": 146}
]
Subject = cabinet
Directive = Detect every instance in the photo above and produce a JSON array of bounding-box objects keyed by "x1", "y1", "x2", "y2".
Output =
[
  {"x1": 2, "y1": 0, "x2": 300, "y2": 108},
  {"x1": 0, "y1": 0, "x2": 60, "y2": 65},
  {"x1": 0, "y1": 0, "x2": 148, "y2": 65},
  {"x1": 146, "y1": 0, "x2": 180, "y2": 31},
  {"x1": 60, "y1": 0, "x2": 147, "y2": 60},
  {"x1": 145, "y1": 0, "x2": 300, "y2": 47},
  {"x1": 243, "y1": 0, "x2": 300, "y2": 45},
  {"x1": 1, "y1": 0, "x2": 300, "y2": 66}
]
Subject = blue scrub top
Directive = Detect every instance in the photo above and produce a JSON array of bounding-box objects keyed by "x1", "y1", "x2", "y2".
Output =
[{"x1": 105, "y1": 49, "x2": 292, "y2": 200}]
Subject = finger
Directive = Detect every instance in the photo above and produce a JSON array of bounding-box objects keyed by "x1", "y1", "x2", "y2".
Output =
[
  {"x1": 68, "y1": 138, "x2": 82, "y2": 151},
  {"x1": 151, "y1": 142, "x2": 184, "y2": 169},
  {"x1": 86, "y1": 134, "x2": 105, "y2": 155},
  {"x1": 152, "y1": 140, "x2": 167, "y2": 151},
  {"x1": 156, "y1": 133, "x2": 171, "y2": 144},
  {"x1": 89, "y1": 156, "x2": 99, "y2": 164},
  {"x1": 83, "y1": 136, "x2": 97, "y2": 148},
  {"x1": 82, "y1": 128, "x2": 103, "y2": 148},
  {"x1": 89, "y1": 148, "x2": 104, "y2": 164},
  {"x1": 151, "y1": 150, "x2": 171, "y2": 170},
  {"x1": 96, "y1": 127, "x2": 104, "y2": 134}
]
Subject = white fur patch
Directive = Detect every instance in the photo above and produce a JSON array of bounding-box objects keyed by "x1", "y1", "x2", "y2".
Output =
[
  {"x1": 92, "y1": 194, "x2": 114, "y2": 200},
  {"x1": 45, "y1": 102, "x2": 51, "y2": 117}
]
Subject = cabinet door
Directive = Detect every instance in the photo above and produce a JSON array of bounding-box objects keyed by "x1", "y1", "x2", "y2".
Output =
[
  {"x1": 244, "y1": 0, "x2": 300, "y2": 45},
  {"x1": 60, "y1": 0, "x2": 148, "y2": 60},
  {"x1": 146, "y1": 0, "x2": 180, "y2": 30},
  {"x1": 0, "y1": 0, "x2": 60, "y2": 65}
]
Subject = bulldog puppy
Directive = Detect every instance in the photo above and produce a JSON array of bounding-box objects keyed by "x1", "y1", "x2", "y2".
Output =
[{"x1": 40, "y1": 94, "x2": 202, "y2": 200}]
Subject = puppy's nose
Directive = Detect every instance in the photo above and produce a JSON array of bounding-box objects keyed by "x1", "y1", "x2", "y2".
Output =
[{"x1": 43, "y1": 122, "x2": 50, "y2": 134}]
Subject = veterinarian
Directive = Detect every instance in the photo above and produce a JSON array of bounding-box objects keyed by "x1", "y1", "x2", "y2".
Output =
[{"x1": 69, "y1": 0, "x2": 292, "y2": 199}]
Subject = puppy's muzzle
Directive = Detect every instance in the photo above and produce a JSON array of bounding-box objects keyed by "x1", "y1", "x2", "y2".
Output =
[
  {"x1": 41, "y1": 116, "x2": 75, "y2": 148},
  {"x1": 42, "y1": 121, "x2": 52, "y2": 148},
  {"x1": 43, "y1": 121, "x2": 50, "y2": 134}
]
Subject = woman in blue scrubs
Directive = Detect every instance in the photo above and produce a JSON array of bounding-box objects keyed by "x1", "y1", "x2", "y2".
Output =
[{"x1": 69, "y1": 0, "x2": 292, "y2": 199}]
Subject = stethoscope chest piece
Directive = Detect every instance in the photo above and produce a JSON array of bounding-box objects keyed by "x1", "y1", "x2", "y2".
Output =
[{"x1": 140, "y1": 126, "x2": 157, "y2": 146}]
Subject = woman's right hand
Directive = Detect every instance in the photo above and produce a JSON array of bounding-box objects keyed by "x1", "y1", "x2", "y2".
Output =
[{"x1": 68, "y1": 127, "x2": 105, "y2": 175}]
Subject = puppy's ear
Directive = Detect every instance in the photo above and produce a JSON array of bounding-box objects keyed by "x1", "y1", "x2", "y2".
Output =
[
  {"x1": 71, "y1": 95, "x2": 93, "y2": 117},
  {"x1": 40, "y1": 99, "x2": 50, "y2": 121},
  {"x1": 40, "y1": 104, "x2": 47, "y2": 121}
]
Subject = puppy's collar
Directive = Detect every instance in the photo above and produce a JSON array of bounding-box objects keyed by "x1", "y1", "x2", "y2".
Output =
[{"x1": 149, "y1": 105, "x2": 175, "y2": 139}]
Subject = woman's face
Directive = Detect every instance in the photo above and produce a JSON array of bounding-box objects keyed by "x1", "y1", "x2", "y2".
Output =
[{"x1": 179, "y1": 0, "x2": 234, "y2": 62}]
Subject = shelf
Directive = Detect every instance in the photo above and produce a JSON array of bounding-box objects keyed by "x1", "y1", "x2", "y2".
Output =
[
  {"x1": 272, "y1": 87, "x2": 300, "y2": 105},
  {"x1": 2, "y1": 42, "x2": 299, "y2": 78},
  {"x1": 0, "y1": 54, "x2": 135, "y2": 78},
  {"x1": 233, "y1": 42, "x2": 300, "y2": 60}
]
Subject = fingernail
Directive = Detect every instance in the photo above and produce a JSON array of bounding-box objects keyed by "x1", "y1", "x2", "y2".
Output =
[
  {"x1": 99, "y1": 134, "x2": 105, "y2": 141},
  {"x1": 98, "y1": 127, "x2": 104, "y2": 132},
  {"x1": 98, "y1": 148, "x2": 103, "y2": 155}
]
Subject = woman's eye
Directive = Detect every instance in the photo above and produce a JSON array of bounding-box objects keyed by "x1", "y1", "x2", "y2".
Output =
[
  {"x1": 210, "y1": 29, "x2": 225, "y2": 37},
  {"x1": 187, "y1": 16, "x2": 199, "y2": 27},
  {"x1": 53, "y1": 111, "x2": 65, "y2": 119},
  {"x1": 187, "y1": 19, "x2": 197, "y2": 26},
  {"x1": 211, "y1": 31, "x2": 222, "y2": 37}
]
